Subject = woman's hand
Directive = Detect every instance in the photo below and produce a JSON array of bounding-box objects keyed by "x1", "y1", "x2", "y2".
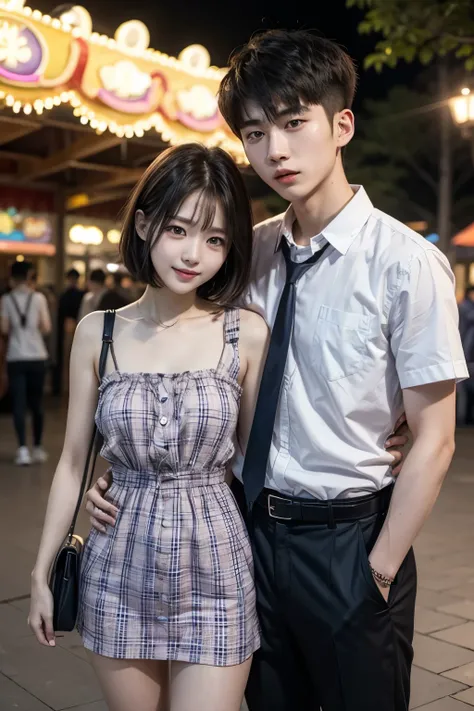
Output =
[
  {"x1": 85, "y1": 470, "x2": 117, "y2": 533},
  {"x1": 385, "y1": 413, "x2": 410, "y2": 476},
  {"x1": 29, "y1": 578, "x2": 56, "y2": 647}
]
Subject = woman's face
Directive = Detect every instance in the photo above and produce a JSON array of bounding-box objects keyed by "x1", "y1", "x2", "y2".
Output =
[{"x1": 136, "y1": 191, "x2": 229, "y2": 296}]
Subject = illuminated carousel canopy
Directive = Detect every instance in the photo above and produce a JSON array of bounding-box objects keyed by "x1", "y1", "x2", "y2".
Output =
[{"x1": 0, "y1": 0, "x2": 244, "y2": 161}]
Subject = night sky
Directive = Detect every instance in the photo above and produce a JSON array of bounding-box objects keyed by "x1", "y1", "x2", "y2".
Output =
[{"x1": 34, "y1": 0, "x2": 418, "y2": 108}]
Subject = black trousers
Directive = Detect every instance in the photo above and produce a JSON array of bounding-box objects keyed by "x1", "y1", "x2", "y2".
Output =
[
  {"x1": 232, "y1": 480, "x2": 417, "y2": 711},
  {"x1": 7, "y1": 360, "x2": 46, "y2": 447}
]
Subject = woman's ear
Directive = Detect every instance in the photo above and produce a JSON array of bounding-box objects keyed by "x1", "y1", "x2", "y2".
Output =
[{"x1": 135, "y1": 210, "x2": 147, "y2": 242}]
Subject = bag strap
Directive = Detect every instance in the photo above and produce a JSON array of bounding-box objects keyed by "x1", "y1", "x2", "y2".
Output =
[
  {"x1": 9, "y1": 291, "x2": 34, "y2": 328},
  {"x1": 66, "y1": 310, "x2": 116, "y2": 542}
]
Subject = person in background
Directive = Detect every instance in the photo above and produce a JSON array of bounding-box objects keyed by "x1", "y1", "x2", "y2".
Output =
[
  {"x1": 0, "y1": 261, "x2": 51, "y2": 465},
  {"x1": 97, "y1": 271, "x2": 131, "y2": 311},
  {"x1": 458, "y1": 285, "x2": 474, "y2": 425},
  {"x1": 78, "y1": 269, "x2": 107, "y2": 321},
  {"x1": 26, "y1": 267, "x2": 55, "y2": 388},
  {"x1": 53, "y1": 269, "x2": 84, "y2": 395},
  {"x1": 120, "y1": 273, "x2": 145, "y2": 301}
]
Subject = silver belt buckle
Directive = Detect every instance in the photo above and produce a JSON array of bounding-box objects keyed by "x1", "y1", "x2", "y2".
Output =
[{"x1": 268, "y1": 494, "x2": 293, "y2": 520}]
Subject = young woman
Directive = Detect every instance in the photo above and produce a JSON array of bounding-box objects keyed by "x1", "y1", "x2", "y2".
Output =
[
  {"x1": 1, "y1": 260, "x2": 51, "y2": 465},
  {"x1": 28, "y1": 143, "x2": 269, "y2": 711}
]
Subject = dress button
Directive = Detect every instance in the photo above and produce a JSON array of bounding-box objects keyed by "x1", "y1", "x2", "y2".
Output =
[{"x1": 160, "y1": 416, "x2": 168, "y2": 426}]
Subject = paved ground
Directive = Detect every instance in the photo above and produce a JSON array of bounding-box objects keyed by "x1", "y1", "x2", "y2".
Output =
[{"x1": 1, "y1": 403, "x2": 474, "y2": 710}]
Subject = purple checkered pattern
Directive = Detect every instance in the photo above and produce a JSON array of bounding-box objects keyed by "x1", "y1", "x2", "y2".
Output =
[{"x1": 77, "y1": 308, "x2": 260, "y2": 665}]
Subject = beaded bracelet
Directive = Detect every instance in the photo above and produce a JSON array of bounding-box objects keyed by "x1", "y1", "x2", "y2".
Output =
[{"x1": 369, "y1": 565, "x2": 394, "y2": 588}]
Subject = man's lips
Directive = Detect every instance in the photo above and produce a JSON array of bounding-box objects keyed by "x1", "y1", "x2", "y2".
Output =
[{"x1": 274, "y1": 170, "x2": 300, "y2": 184}]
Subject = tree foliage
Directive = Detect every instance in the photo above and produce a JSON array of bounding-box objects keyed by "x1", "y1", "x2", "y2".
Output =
[
  {"x1": 345, "y1": 85, "x2": 474, "y2": 229},
  {"x1": 347, "y1": 0, "x2": 474, "y2": 71}
]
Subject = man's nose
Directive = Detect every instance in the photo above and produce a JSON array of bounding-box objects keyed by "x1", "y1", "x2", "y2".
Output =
[{"x1": 267, "y1": 130, "x2": 289, "y2": 162}]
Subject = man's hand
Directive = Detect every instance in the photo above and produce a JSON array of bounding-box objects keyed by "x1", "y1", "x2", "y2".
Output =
[
  {"x1": 85, "y1": 470, "x2": 117, "y2": 533},
  {"x1": 374, "y1": 578, "x2": 390, "y2": 603},
  {"x1": 385, "y1": 413, "x2": 410, "y2": 476}
]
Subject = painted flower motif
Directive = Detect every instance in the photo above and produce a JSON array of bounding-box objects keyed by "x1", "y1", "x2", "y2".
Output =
[
  {"x1": 0, "y1": 22, "x2": 32, "y2": 70},
  {"x1": 176, "y1": 85, "x2": 217, "y2": 120},
  {"x1": 100, "y1": 60, "x2": 151, "y2": 99}
]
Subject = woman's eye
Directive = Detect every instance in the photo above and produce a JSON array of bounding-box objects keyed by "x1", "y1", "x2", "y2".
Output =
[
  {"x1": 247, "y1": 131, "x2": 264, "y2": 141},
  {"x1": 166, "y1": 225, "x2": 185, "y2": 236},
  {"x1": 208, "y1": 237, "x2": 225, "y2": 247},
  {"x1": 287, "y1": 119, "x2": 303, "y2": 129}
]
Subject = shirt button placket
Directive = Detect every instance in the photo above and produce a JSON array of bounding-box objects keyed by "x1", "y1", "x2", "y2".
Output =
[{"x1": 158, "y1": 385, "x2": 169, "y2": 427}]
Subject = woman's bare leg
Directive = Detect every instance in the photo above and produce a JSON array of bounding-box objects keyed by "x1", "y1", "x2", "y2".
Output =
[
  {"x1": 169, "y1": 657, "x2": 252, "y2": 711},
  {"x1": 88, "y1": 652, "x2": 169, "y2": 711}
]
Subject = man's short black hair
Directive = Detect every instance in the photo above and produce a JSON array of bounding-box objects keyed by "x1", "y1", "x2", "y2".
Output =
[
  {"x1": 89, "y1": 268, "x2": 106, "y2": 285},
  {"x1": 66, "y1": 268, "x2": 80, "y2": 280},
  {"x1": 218, "y1": 30, "x2": 357, "y2": 137},
  {"x1": 11, "y1": 261, "x2": 29, "y2": 281}
]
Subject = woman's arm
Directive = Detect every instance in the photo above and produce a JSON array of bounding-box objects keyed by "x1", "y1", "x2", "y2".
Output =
[
  {"x1": 29, "y1": 312, "x2": 102, "y2": 645},
  {"x1": 236, "y1": 309, "x2": 270, "y2": 456}
]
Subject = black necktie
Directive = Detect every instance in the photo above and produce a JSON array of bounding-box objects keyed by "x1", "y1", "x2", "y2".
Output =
[{"x1": 242, "y1": 238, "x2": 330, "y2": 510}]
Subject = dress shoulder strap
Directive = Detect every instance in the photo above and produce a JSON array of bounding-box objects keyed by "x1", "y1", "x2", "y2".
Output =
[{"x1": 223, "y1": 306, "x2": 240, "y2": 344}]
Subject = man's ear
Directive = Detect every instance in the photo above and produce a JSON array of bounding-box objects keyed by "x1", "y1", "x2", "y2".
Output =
[
  {"x1": 135, "y1": 210, "x2": 147, "y2": 242},
  {"x1": 334, "y1": 109, "x2": 355, "y2": 148}
]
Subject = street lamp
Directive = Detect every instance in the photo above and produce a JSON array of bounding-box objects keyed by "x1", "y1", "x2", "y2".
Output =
[{"x1": 450, "y1": 87, "x2": 474, "y2": 162}]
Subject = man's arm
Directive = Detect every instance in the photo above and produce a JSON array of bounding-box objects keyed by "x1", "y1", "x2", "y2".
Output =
[
  {"x1": 38, "y1": 293, "x2": 52, "y2": 336},
  {"x1": 0, "y1": 295, "x2": 9, "y2": 337},
  {"x1": 368, "y1": 379, "x2": 456, "y2": 596}
]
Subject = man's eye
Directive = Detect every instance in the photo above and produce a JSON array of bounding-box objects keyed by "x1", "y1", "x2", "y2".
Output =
[{"x1": 288, "y1": 119, "x2": 303, "y2": 129}]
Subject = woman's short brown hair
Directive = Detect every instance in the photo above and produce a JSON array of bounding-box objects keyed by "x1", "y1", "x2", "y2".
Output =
[{"x1": 120, "y1": 143, "x2": 253, "y2": 306}]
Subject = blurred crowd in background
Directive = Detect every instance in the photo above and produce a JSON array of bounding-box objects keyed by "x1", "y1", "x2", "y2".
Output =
[{"x1": 0, "y1": 262, "x2": 145, "y2": 404}]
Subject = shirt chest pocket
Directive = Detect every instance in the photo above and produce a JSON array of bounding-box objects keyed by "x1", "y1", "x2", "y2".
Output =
[{"x1": 312, "y1": 306, "x2": 373, "y2": 382}]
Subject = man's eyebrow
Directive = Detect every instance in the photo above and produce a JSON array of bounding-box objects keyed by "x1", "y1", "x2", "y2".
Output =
[{"x1": 241, "y1": 104, "x2": 310, "y2": 128}]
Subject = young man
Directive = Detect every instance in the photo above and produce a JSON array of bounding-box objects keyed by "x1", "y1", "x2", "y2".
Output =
[{"x1": 85, "y1": 30, "x2": 467, "y2": 711}]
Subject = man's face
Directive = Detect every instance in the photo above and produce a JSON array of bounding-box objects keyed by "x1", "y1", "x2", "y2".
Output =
[{"x1": 240, "y1": 101, "x2": 354, "y2": 202}]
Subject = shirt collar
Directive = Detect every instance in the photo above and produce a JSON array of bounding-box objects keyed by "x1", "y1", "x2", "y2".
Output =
[{"x1": 274, "y1": 185, "x2": 373, "y2": 256}]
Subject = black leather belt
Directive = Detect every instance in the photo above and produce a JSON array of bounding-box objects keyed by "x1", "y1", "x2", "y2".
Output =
[{"x1": 256, "y1": 485, "x2": 393, "y2": 524}]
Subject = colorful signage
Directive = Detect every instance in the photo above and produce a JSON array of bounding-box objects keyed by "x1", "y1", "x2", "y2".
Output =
[
  {"x1": 0, "y1": 207, "x2": 55, "y2": 254},
  {"x1": 0, "y1": 2, "x2": 244, "y2": 161}
]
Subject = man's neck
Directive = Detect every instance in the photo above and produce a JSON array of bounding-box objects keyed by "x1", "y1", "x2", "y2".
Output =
[{"x1": 291, "y1": 166, "x2": 355, "y2": 246}]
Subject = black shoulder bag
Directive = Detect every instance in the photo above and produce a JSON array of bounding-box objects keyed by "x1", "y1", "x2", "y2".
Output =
[{"x1": 49, "y1": 310, "x2": 116, "y2": 632}]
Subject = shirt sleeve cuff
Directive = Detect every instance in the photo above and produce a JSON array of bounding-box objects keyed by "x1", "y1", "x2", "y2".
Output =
[{"x1": 399, "y1": 360, "x2": 470, "y2": 389}]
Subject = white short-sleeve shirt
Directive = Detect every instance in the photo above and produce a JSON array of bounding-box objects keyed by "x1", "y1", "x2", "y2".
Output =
[
  {"x1": 1, "y1": 288, "x2": 49, "y2": 362},
  {"x1": 233, "y1": 186, "x2": 468, "y2": 500}
]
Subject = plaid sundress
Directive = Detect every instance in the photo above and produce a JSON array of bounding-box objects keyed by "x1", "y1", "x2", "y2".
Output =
[{"x1": 77, "y1": 308, "x2": 260, "y2": 664}]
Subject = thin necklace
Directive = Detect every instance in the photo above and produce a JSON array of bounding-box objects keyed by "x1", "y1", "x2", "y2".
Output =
[{"x1": 138, "y1": 302, "x2": 179, "y2": 330}]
